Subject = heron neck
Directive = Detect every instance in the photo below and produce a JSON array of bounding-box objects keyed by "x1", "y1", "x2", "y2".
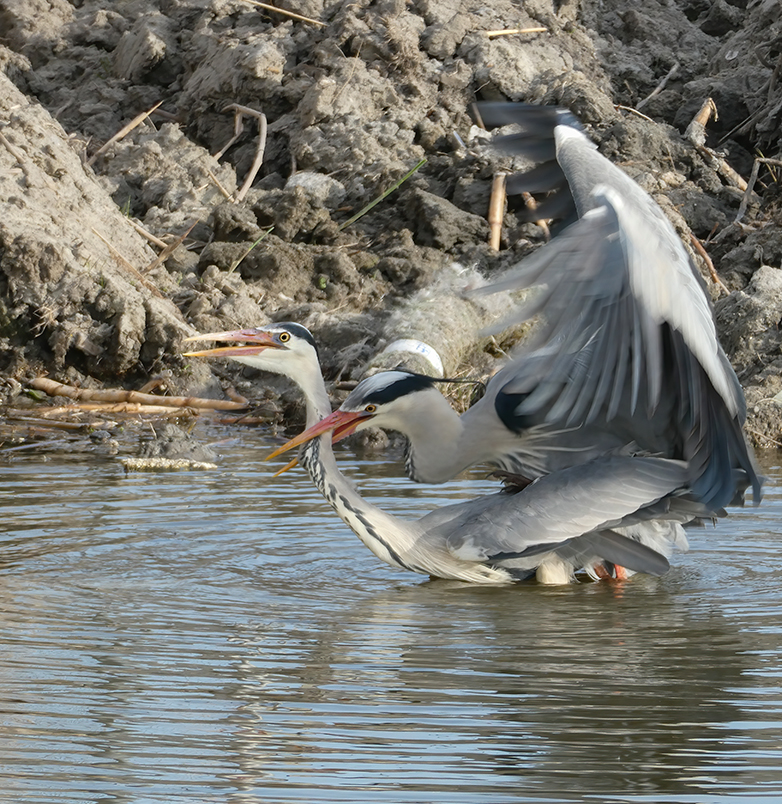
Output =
[
  {"x1": 380, "y1": 391, "x2": 466, "y2": 483},
  {"x1": 297, "y1": 379, "x2": 421, "y2": 573},
  {"x1": 301, "y1": 370, "x2": 332, "y2": 425},
  {"x1": 292, "y1": 372, "x2": 510, "y2": 583},
  {"x1": 405, "y1": 421, "x2": 465, "y2": 483}
]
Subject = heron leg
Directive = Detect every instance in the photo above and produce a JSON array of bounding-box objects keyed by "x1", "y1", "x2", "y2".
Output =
[{"x1": 594, "y1": 561, "x2": 628, "y2": 582}]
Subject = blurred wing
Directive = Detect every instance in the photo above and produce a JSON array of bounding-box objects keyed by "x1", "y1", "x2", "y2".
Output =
[
  {"x1": 477, "y1": 102, "x2": 582, "y2": 226},
  {"x1": 486, "y1": 200, "x2": 635, "y2": 422},
  {"x1": 484, "y1": 185, "x2": 741, "y2": 422},
  {"x1": 479, "y1": 103, "x2": 731, "y2": 391},
  {"x1": 440, "y1": 457, "x2": 688, "y2": 566},
  {"x1": 475, "y1": 102, "x2": 760, "y2": 507}
]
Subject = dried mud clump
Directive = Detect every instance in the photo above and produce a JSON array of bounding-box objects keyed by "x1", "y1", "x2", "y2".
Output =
[{"x1": 0, "y1": 0, "x2": 780, "y2": 445}]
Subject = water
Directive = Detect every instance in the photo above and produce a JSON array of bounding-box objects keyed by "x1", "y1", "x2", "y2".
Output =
[{"x1": 1, "y1": 427, "x2": 781, "y2": 803}]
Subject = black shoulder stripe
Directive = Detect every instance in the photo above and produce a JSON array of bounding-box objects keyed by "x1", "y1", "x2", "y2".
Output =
[{"x1": 361, "y1": 372, "x2": 439, "y2": 406}]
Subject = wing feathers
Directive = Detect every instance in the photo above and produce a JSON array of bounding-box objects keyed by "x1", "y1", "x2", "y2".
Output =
[
  {"x1": 473, "y1": 102, "x2": 762, "y2": 508},
  {"x1": 444, "y1": 457, "x2": 690, "y2": 562}
]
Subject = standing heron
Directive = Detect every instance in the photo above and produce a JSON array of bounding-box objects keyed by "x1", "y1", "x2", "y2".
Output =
[
  {"x1": 184, "y1": 322, "x2": 701, "y2": 584},
  {"x1": 268, "y1": 103, "x2": 761, "y2": 511}
]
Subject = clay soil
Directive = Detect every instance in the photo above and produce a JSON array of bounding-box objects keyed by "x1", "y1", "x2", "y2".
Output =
[{"x1": 0, "y1": 0, "x2": 781, "y2": 452}]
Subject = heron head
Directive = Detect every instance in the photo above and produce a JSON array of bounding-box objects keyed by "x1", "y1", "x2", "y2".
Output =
[
  {"x1": 265, "y1": 370, "x2": 441, "y2": 460},
  {"x1": 183, "y1": 322, "x2": 319, "y2": 373}
]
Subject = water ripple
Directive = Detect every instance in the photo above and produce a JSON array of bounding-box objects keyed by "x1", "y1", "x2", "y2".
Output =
[{"x1": 0, "y1": 437, "x2": 780, "y2": 802}]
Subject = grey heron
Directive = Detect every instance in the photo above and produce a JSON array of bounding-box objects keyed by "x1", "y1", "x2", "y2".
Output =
[
  {"x1": 185, "y1": 322, "x2": 703, "y2": 585},
  {"x1": 267, "y1": 103, "x2": 761, "y2": 511}
]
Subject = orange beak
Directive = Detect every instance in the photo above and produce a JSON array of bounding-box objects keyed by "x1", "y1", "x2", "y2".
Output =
[
  {"x1": 184, "y1": 328, "x2": 301, "y2": 472},
  {"x1": 265, "y1": 408, "x2": 374, "y2": 460},
  {"x1": 272, "y1": 457, "x2": 300, "y2": 476},
  {"x1": 182, "y1": 328, "x2": 280, "y2": 357}
]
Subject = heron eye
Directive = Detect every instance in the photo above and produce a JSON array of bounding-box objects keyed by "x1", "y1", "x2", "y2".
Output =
[
  {"x1": 278, "y1": 331, "x2": 291, "y2": 342},
  {"x1": 364, "y1": 404, "x2": 377, "y2": 413}
]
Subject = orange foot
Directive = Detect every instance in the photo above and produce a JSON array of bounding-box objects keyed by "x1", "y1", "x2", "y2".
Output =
[{"x1": 594, "y1": 562, "x2": 628, "y2": 582}]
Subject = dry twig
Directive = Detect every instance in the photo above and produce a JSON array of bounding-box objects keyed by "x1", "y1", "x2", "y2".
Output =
[
  {"x1": 141, "y1": 220, "x2": 199, "y2": 275},
  {"x1": 224, "y1": 387, "x2": 251, "y2": 405},
  {"x1": 138, "y1": 377, "x2": 168, "y2": 394},
  {"x1": 488, "y1": 172, "x2": 506, "y2": 250},
  {"x1": 216, "y1": 415, "x2": 272, "y2": 425},
  {"x1": 485, "y1": 27, "x2": 547, "y2": 38},
  {"x1": 3, "y1": 411, "x2": 115, "y2": 430},
  {"x1": 615, "y1": 105, "x2": 655, "y2": 123},
  {"x1": 205, "y1": 167, "x2": 233, "y2": 199},
  {"x1": 213, "y1": 107, "x2": 246, "y2": 160},
  {"x1": 735, "y1": 157, "x2": 782, "y2": 224},
  {"x1": 636, "y1": 62, "x2": 680, "y2": 111},
  {"x1": 698, "y1": 146, "x2": 749, "y2": 192},
  {"x1": 50, "y1": 402, "x2": 199, "y2": 415},
  {"x1": 127, "y1": 218, "x2": 168, "y2": 249},
  {"x1": 29, "y1": 378, "x2": 248, "y2": 411},
  {"x1": 684, "y1": 97, "x2": 718, "y2": 146},
  {"x1": 217, "y1": 104, "x2": 268, "y2": 203},
  {"x1": 689, "y1": 233, "x2": 729, "y2": 295},
  {"x1": 0, "y1": 438, "x2": 79, "y2": 453},
  {"x1": 239, "y1": 0, "x2": 324, "y2": 26},
  {"x1": 87, "y1": 101, "x2": 162, "y2": 166},
  {"x1": 684, "y1": 100, "x2": 752, "y2": 194}
]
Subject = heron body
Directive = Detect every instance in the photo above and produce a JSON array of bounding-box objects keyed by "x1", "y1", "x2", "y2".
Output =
[
  {"x1": 279, "y1": 104, "x2": 760, "y2": 511},
  {"x1": 185, "y1": 323, "x2": 697, "y2": 584}
]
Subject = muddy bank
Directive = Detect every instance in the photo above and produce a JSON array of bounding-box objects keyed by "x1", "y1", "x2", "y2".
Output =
[{"x1": 0, "y1": 0, "x2": 780, "y2": 450}]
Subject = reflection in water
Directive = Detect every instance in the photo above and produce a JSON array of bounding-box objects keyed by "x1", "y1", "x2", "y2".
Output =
[
  {"x1": 226, "y1": 582, "x2": 754, "y2": 802},
  {"x1": 0, "y1": 431, "x2": 780, "y2": 803}
]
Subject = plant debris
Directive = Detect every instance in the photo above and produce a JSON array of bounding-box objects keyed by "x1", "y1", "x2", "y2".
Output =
[{"x1": 0, "y1": 0, "x2": 780, "y2": 453}]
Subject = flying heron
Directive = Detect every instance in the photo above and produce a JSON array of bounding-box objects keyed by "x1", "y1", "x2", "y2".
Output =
[
  {"x1": 185, "y1": 322, "x2": 701, "y2": 585},
  {"x1": 268, "y1": 103, "x2": 761, "y2": 511}
]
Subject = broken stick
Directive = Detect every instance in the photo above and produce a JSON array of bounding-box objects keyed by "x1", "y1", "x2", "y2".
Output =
[
  {"x1": 488, "y1": 172, "x2": 507, "y2": 250},
  {"x1": 29, "y1": 378, "x2": 248, "y2": 411}
]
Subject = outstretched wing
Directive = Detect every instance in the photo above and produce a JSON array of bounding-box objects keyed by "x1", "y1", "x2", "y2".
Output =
[{"x1": 475, "y1": 102, "x2": 760, "y2": 508}]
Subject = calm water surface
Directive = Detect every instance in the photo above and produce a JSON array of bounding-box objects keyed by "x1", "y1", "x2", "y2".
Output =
[{"x1": 1, "y1": 426, "x2": 781, "y2": 803}]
